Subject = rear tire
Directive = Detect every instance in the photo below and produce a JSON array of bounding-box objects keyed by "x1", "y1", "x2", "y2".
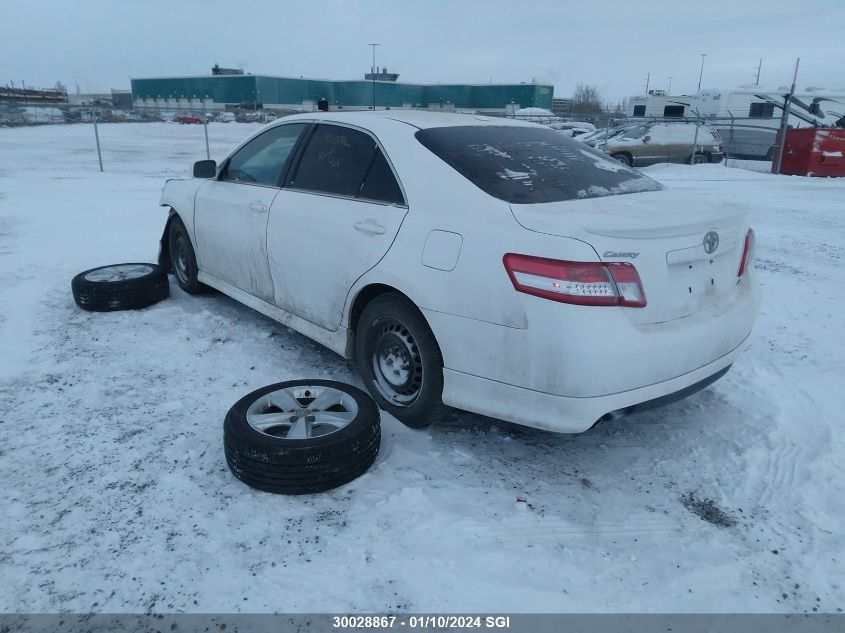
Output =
[
  {"x1": 692, "y1": 153, "x2": 707, "y2": 164},
  {"x1": 355, "y1": 294, "x2": 445, "y2": 428},
  {"x1": 611, "y1": 152, "x2": 633, "y2": 167},
  {"x1": 167, "y1": 216, "x2": 207, "y2": 294}
]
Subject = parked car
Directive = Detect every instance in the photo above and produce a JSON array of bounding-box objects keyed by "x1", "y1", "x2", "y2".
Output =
[
  {"x1": 217, "y1": 112, "x2": 236, "y2": 123},
  {"x1": 158, "y1": 112, "x2": 759, "y2": 433},
  {"x1": 576, "y1": 125, "x2": 638, "y2": 148},
  {"x1": 175, "y1": 113, "x2": 203, "y2": 124},
  {"x1": 599, "y1": 121, "x2": 725, "y2": 166},
  {"x1": 548, "y1": 121, "x2": 596, "y2": 137}
]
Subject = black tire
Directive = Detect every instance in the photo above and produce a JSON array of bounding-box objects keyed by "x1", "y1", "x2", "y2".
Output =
[
  {"x1": 692, "y1": 153, "x2": 707, "y2": 164},
  {"x1": 611, "y1": 152, "x2": 633, "y2": 167},
  {"x1": 71, "y1": 263, "x2": 169, "y2": 312},
  {"x1": 355, "y1": 293, "x2": 445, "y2": 428},
  {"x1": 224, "y1": 380, "x2": 380, "y2": 495},
  {"x1": 167, "y1": 216, "x2": 207, "y2": 294}
]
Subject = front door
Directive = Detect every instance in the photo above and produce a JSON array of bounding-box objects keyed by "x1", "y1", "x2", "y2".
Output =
[
  {"x1": 194, "y1": 123, "x2": 308, "y2": 302},
  {"x1": 267, "y1": 123, "x2": 408, "y2": 330}
]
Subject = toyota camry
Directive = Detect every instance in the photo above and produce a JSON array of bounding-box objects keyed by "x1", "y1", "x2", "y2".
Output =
[{"x1": 158, "y1": 111, "x2": 760, "y2": 433}]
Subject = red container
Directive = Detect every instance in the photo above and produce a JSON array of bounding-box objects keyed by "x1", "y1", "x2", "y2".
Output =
[{"x1": 773, "y1": 127, "x2": 845, "y2": 177}]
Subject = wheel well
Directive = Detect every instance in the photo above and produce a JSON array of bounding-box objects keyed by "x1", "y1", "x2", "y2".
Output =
[
  {"x1": 347, "y1": 284, "x2": 434, "y2": 359},
  {"x1": 348, "y1": 284, "x2": 406, "y2": 333}
]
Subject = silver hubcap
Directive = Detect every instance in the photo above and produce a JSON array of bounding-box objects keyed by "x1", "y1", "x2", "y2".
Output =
[
  {"x1": 371, "y1": 320, "x2": 423, "y2": 406},
  {"x1": 84, "y1": 264, "x2": 153, "y2": 282},
  {"x1": 245, "y1": 385, "x2": 358, "y2": 439}
]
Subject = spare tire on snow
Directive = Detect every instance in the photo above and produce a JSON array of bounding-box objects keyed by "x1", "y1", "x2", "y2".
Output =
[
  {"x1": 224, "y1": 380, "x2": 381, "y2": 495},
  {"x1": 71, "y1": 263, "x2": 169, "y2": 312}
]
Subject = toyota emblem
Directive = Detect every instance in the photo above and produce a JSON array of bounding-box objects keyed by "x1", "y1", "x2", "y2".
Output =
[{"x1": 703, "y1": 231, "x2": 719, "y2": 254}]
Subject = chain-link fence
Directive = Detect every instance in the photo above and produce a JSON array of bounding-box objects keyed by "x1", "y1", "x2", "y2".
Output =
[{"x1": 2, "y1": 102, "x2": 782, "y2": 171}]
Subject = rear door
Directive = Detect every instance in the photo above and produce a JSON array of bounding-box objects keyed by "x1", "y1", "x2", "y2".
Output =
[
  {"x1": 644, "y1": 123, "x2": 688, "y2": 164},
  {"x1": 267, "y1": 123, "x2": 408, "y2": 329},
  {"x1": 194, "y1": 123, "x2": 308, "y2": 303}
]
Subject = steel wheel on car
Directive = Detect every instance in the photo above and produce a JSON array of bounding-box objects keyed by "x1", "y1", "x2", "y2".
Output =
[
  {"x1": 224, "y1": 380, "x2": 381, "y2": 494},
  {"x1": 167, "y1": 216, "x2": 207, "y2": 294},
  {"x1": 356, "y1": 293, "x2": 445, "y2": 428},
  {"x1": 71, "y1": 263, "x2": 169, "y2": 312}
]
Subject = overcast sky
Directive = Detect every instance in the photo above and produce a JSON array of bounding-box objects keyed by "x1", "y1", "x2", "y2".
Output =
[{"x1": 3, "y1": 0, "x2": 842, "y2": 102}]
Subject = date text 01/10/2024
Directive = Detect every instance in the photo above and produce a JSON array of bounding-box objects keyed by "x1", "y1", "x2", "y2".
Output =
[{"x1": 332, "y1": 615, "x2": 512, "y2": 629}]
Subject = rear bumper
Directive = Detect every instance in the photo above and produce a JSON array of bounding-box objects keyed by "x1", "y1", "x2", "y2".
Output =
[{"x1": 441, "y1": 337, "x2": 745, "y2": 433}]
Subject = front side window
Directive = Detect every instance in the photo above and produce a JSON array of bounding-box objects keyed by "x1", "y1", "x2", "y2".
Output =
[
  {"x1": 416, "y1": 125, "x2": 661, "y2": 204},
  {"x1": 222, "y1": 123, "x2": 307, "y2": 186},
  {"x1": 632, "y1": 105, "x2": 646, "y2": 117},
  {"x1": 620, "y1": 124, "x2": 650, "y2": 139}
]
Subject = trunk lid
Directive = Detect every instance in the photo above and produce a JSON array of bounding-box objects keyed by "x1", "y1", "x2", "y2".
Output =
[{"x1": 510, "y1": 190, "x2": 750, "y2": 325}]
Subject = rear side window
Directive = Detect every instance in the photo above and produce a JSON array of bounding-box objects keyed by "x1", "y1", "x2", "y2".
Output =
[
  {"x1": 359, "y1": 150, "x2": 405, "y2": 205},
  {"x1": 416, "y1": 125, "x2": 661, "y2": 204},
  {"x1": 289, "y1": 125, "x2": 376, "y2": 197}
]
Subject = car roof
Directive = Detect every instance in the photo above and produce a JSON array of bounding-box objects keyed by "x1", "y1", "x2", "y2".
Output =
[{"x1": 271, "y1": 109, "x2": 541, "y2": 131}]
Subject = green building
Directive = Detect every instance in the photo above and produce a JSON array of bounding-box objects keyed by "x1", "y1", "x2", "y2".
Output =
[{"x1": 130, "y1": 74, "x2": 553, "y2": 112}]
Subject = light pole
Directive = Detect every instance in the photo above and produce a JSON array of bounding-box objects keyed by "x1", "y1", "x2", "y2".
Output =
[
  {"x1": 368, "y1": 43, "x2": 380, "y2": 110},
  {"x1": 668, "y1": 76, "x2": 674, "y2": 93},
  {"x1": 697, "y1": 53, "x2": 707, "y2": 93}
]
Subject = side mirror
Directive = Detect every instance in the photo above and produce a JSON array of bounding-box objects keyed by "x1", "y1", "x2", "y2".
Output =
[
  {"x1": 193, "y1": 159, "x2": 217, "y2": 179},
  {"x1": 642, "y1": 135, "x2": 651, "y2": 143}
]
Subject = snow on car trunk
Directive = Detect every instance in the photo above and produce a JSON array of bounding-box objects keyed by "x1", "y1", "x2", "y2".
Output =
[{"x1": 510, "y1": 190, "x2": 751, "y2": 325}]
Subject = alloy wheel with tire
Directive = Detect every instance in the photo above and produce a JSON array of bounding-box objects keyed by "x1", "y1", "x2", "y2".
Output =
[
  {"x1": 611, "y1": 153, "x2": 633, "y2": 167},
  {"x1": 224, "y1": 380, "x2": 381, "y2": 494},
  {"x1": 167, "y1": 216, "x2": 207, "y2": 294},
  {"x1": 355, "y1": 293, "x2": 445, "y2": 428},
  {"x1": 71, "y1": 263, "x2": 169, "y2": 312}
]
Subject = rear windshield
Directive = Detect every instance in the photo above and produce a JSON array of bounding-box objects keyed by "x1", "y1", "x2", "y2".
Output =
[{"x1": 416, "y1": 125, "x2": 662, "y2": 204}]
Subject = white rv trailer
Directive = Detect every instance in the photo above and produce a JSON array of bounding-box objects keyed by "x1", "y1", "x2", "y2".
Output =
[{"x1": 627, "y1": 86, "x2": 845, "y2": 159}]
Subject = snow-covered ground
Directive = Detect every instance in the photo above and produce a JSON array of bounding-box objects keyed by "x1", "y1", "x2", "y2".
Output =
[{"x1": 1, "y1": 123, "x2": 843, "y2": 614}]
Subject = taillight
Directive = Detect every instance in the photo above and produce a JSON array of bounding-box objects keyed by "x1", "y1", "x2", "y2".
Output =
[
  {"x1": 503, "y1": 253, "x2": 646, "y2": 308},
  {"x1": 737, "y1": 228, "x2": 755, "y2": 277}
]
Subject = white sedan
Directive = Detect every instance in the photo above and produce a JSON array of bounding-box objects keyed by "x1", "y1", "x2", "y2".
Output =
[{"x1": 158, "y1": 111, "x2": 760, "y2": 433}]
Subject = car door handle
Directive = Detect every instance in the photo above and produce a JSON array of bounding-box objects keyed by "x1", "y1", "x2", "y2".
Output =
[
  {"x1": 249, "y1": 202, "x2": 269, "y2": 213},
  {"x1": 353, "y1": 221, "x2": 386, "y2": 235}
]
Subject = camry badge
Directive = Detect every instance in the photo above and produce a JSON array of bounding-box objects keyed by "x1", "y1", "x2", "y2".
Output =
[
  {"x1": 603, "y1": 251, "x2": 639, "y2": 259},
  {"x1": 703, "y1": 231, "x2": 719, "y2": 255}
]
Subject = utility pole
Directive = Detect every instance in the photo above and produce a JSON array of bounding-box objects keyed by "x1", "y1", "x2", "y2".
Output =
[
  {"x1": 368, "y1": 43, "x2": 380, "y2": 110},
  {"x1": 754, "y1": 58, "x2": 763, "y2": 86},
  {"x1": 668, "y1": 76, "x2": 674, "y2": 93},
  {"x1": 697, "y1": 53, "x2": 707, "y2": 92},
  {"x1": 774, "y1": 58, "x2": 800, "y2": 175},
  {"x1": 644, "y1": 72, "x2": 651, "y2": 95}
]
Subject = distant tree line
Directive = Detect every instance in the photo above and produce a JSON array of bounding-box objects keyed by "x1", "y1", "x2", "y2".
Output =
[{"x1": 571, "y1": 82, "x2": 626, "y2": 118}]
